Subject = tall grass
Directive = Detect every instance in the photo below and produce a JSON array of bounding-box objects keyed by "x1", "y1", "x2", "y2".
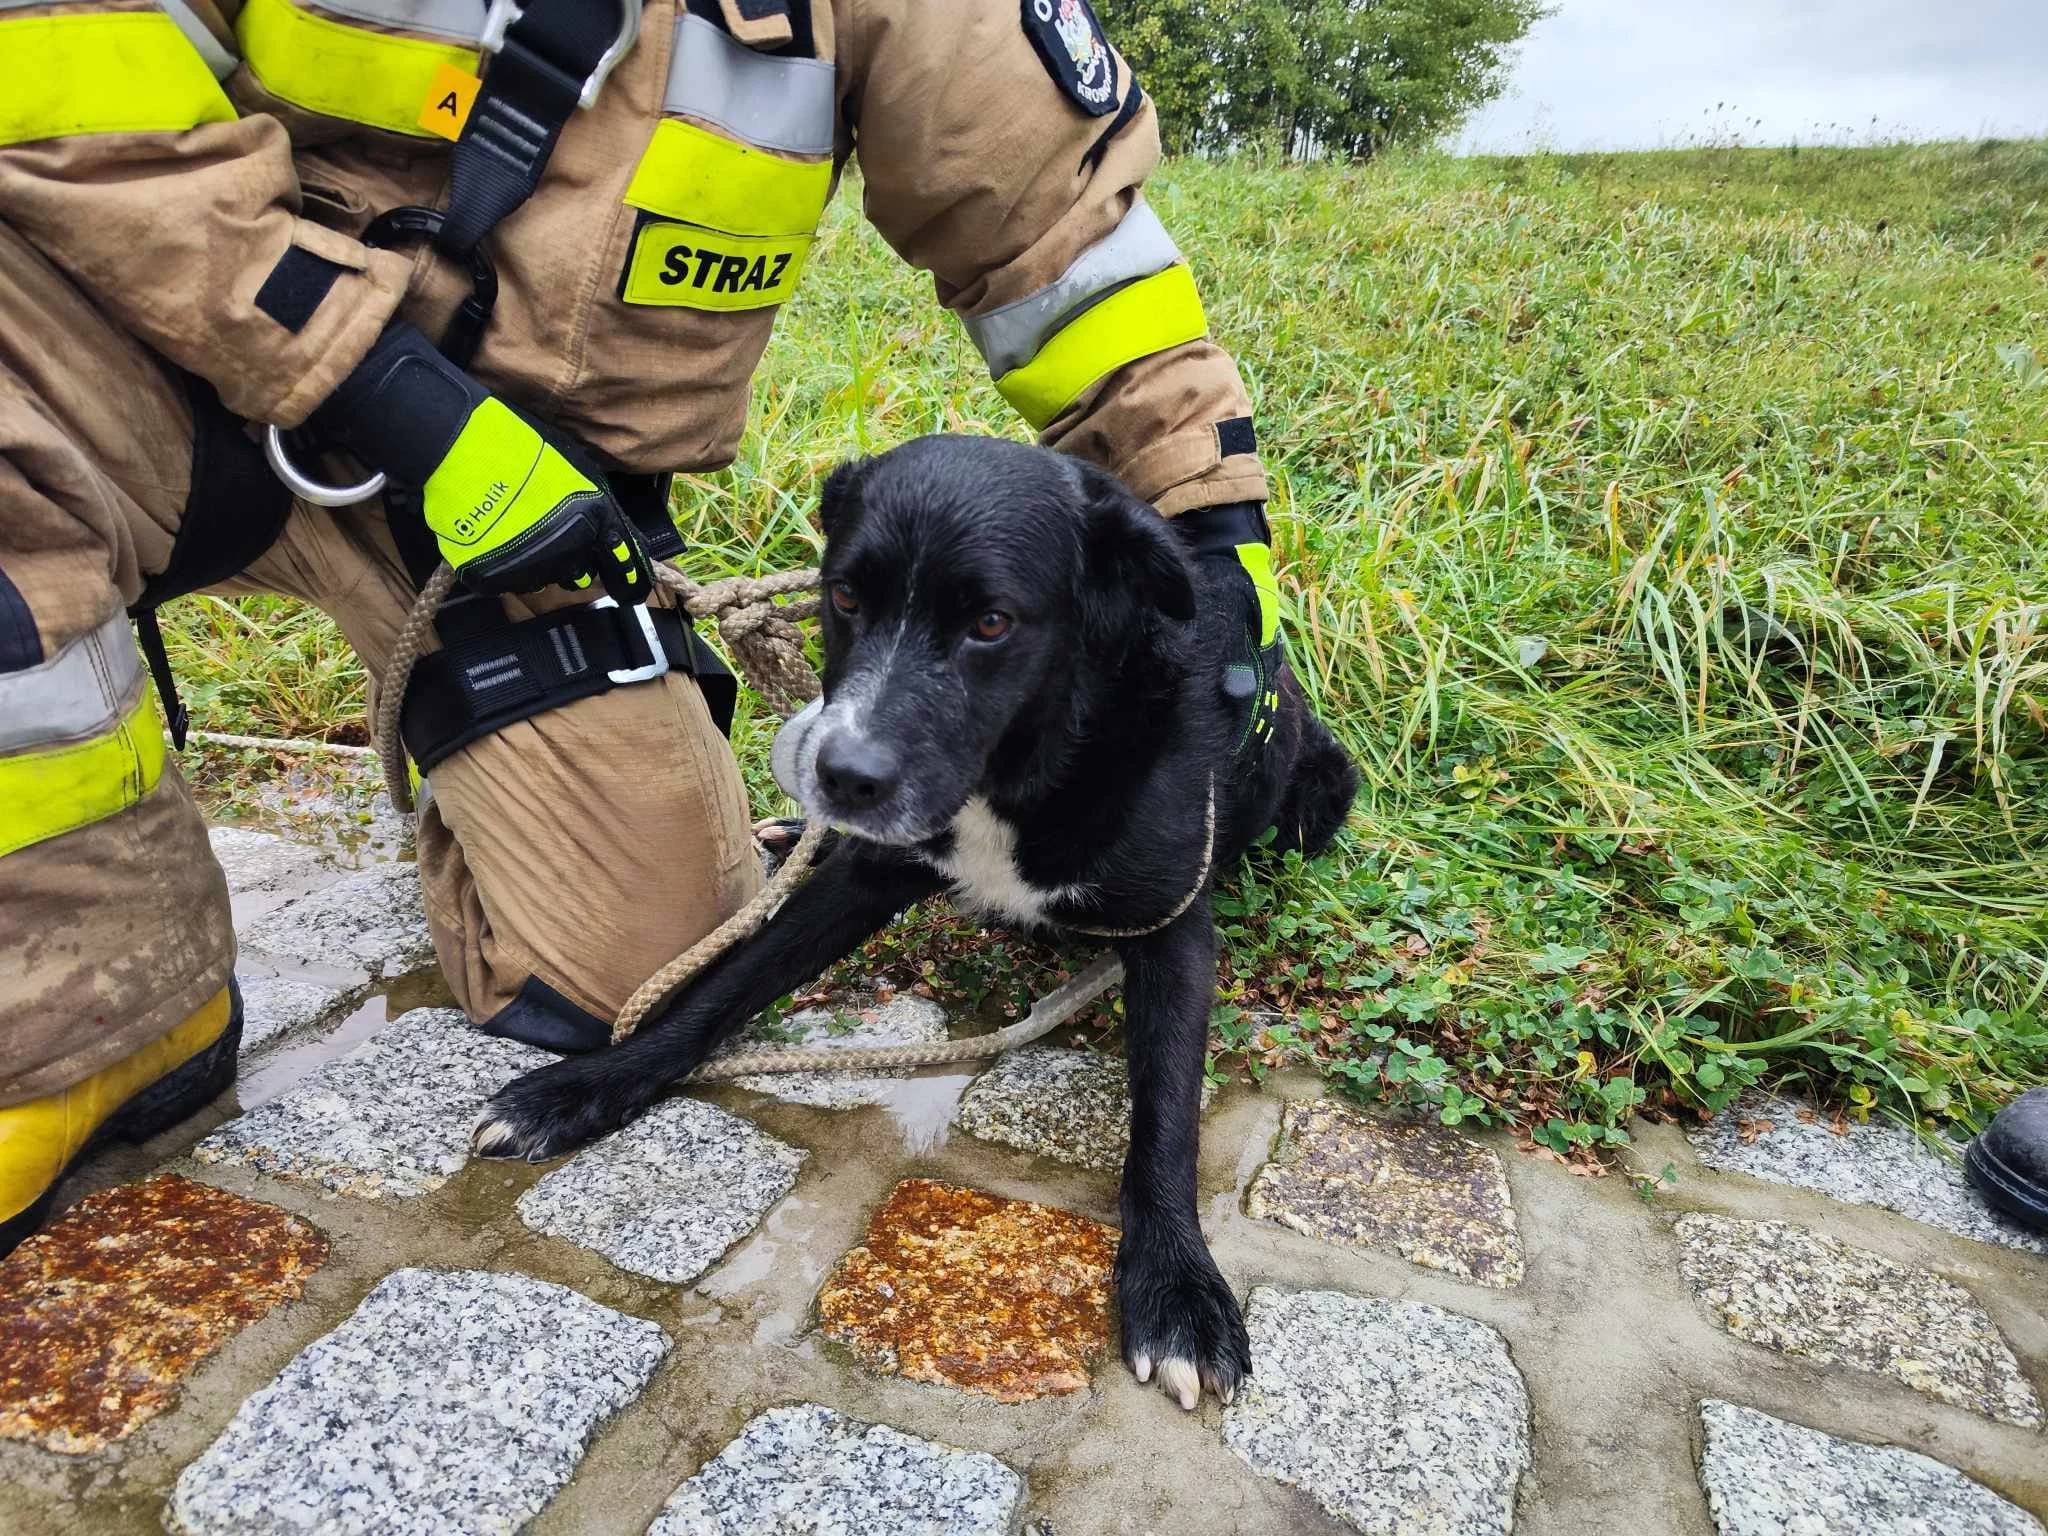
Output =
[{"x1": 168, "y1": 140, "x2": 2048, "y2": 1152}]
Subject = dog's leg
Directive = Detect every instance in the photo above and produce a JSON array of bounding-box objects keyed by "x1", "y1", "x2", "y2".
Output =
[
  {"x1": 1113, "y1": 897, "x2": 1251, "y2": 1409},
  {"x1": 473, "y1": 844, "x2": 941, "y2": 1160}
]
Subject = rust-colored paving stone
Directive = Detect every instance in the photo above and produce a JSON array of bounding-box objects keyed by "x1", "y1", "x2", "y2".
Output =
[
  {"x1": 1247, "y1": 1099, "x2": 1525, "y2": 1287},
  {"x1": 817, "y1": 1178, "x2": 1116, "y2": 1402},
  {"x1": 0, "y1": 1175, "x2": 327, "y2": 1454}
]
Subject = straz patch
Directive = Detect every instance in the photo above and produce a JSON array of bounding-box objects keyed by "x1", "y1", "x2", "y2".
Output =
[
  {"x1": 1022, "y1": 0, "x2": 1118, "y2": 117},
  {"x1": 619, "y1": 217, "x2": 812, "y2": 310}
]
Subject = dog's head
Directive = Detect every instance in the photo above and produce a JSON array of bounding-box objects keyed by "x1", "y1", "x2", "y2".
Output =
[{"x1": 779, "y1": 435, "x2": 1196, "y2": 844}]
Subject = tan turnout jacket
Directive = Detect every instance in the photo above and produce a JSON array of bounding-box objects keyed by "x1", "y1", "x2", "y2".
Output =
[{"x1": 0, "y1": 0, "x2": 1267, "y2": 524}]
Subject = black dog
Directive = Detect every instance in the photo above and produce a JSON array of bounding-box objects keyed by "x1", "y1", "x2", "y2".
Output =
[{"x1": 475, "y1": 436, "x2": 1357, "y2": 1407}]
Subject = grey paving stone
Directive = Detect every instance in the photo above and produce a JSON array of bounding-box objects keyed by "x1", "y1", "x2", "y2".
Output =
[
  {"x1": 1222, "y1": 1286, "x2": 1530, "y2": 1535},
  {"x1": 952, "y1": 1048, "x2": 1130, "y2": 1173},
  {"x1": 1675, "y1": 1214, "x2": 2041, "y2": 1427},
  {"x1": 193, "y1": 1009, "x2": 553, "y2": 1199},
  {"x1": 718, "y1": 996, "x2": 949, "y2": 1109},
  {"x1": 951, "y1": 1046, "x2": 1212, "y2": 1173},
  {"x1": 208, "y1": 825, "x2": 335, "y2": 896},
  {"x1": 1689, "y1": 1091, "x2": 2045, "y2": 1256},
  {"x1": 648, "y1": 1402, "x2": 1024, "y2": 1535},
  {"x1": 165, "y1": 1267, "x2": 667, "y2": 1536},
  {"x1": 1697, "y1": 1399, "x2": 2044, "y2": 1536},
  {"x1": 238, "y1": 862, "x2": 433, "y2": 978},
  {"x1": 516, "y1": 1098, "x2": 805, "y2": 1284},
  {"x1": 235, "y1": 972, "x2": 350, "y2": 1056},
  {"x1": 1247, "y1": 1099, "x2": 1524, "y2": 1287}
]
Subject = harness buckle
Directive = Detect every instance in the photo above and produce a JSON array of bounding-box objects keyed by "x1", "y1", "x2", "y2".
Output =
[
  {"x1": 589, "y1": 596, "x2": 670, "y2": 685},
  {"x1": 480, "y1": 0, "x2": 640, "y2": 110}
]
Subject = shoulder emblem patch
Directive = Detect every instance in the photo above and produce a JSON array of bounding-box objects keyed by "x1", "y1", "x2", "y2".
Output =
[{"x1": 1022, "y1": 0, "x2": 1118, "y2": 117}]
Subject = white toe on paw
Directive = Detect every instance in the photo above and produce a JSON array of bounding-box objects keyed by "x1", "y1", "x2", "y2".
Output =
[
  {"x1": 1157, "y1": 1357, "x2": 1200, "y2": 1412},
  {"x1": 1132, "y1": 1353, "x2": 1153, "y2": 1383},
  {"x1": 471, "y1": 1116, "x2": 522, "y2": 1157}
]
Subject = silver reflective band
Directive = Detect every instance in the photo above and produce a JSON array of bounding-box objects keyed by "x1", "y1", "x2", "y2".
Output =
[
  {"x1": 302, "y1": 0, "x2": 486, "y2": 44},
  {"x1": 158, "y1": 0, "x2": 239, "y2": 75},
  {"x1": 664, "y1": 11, "x2": 835, "y2": 157},
  {"x1": 964, "y1": 199, "x2": 1182, "y2": 377},
  {"x1": 0, "y1": 609, "x2": 144, "y2": 755}
]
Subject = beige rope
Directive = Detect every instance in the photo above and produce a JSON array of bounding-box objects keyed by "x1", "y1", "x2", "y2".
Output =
[
  {"x1": 610, "y1": 817, "x2": 828, "y2": 1043},
  {"x1": 687, "y1": 951, "x2": 1124, "y2": 1080}
]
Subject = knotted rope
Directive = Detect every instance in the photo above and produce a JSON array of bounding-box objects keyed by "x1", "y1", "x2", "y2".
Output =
[{"x1": 372, "y1": 558, "x2": 1127, "y2": 1072}]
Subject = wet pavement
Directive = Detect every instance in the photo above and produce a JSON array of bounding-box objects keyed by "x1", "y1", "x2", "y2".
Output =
[{"x1": 0, "y1": 821, "x2": 2042, "y2": 1534}]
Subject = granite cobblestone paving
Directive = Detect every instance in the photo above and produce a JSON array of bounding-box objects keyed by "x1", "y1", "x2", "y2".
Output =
[
  {"x1": 648, "y1": 1403, "x2": 1024, "y2": 1536},
  {"x1": 1675, "y1": 1213, "x2": 2041, "y2": 1426},
  {"x1": 236, "y1": 862, "x2": 434, "y2": 979},
  {"x1": 1697, "y1": 1400, "x2": 2045, "y2": 1536},
  {"x1": 1, "y1": 824, "x2": 2045, "y2": 1534},
  {"x1": 1223, "y1": 1286, "x2": 1531, "y2": 1535},
  {"x1": 1246, "y1": 1098, "x2": 1525, "y2": 1286},
  {"x1": 719, "y1": 995, "x2": 950, "y2": 1109},
  {"x1": 516, "y1": 1097, "x2": 806, "y2": 1283},
  {"x1": 193, "y1": 1009, "x2": 553, "y2": 1199},
  {"x1": 951, "y1": 1045, "x2": 1214, "y2": 1173},
  {"x1": 1690, "y1": 1091, "x2": 2047, "y2": 1256},
  {"x1": 165, "y1": 1268, "x2": 668, "y2": 1535}
]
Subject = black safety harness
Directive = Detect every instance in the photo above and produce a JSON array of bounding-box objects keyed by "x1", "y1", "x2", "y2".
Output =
[{"x1": 142, "y1": 0, "x2": 766, "y2": 765}]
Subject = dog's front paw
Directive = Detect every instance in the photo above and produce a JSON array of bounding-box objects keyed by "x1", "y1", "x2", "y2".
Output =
[
  {"x1": 1116, "y1": 1233, "x2": 1251, "y2": 1410},
  {"x1": 472, "y1": 1057, "x2": 645, "y2": 1162}
]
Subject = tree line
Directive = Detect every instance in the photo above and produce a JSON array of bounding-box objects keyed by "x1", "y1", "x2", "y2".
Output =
[{"x1": 1096, "y1": 0, "x2": 1547, "y2": 159}]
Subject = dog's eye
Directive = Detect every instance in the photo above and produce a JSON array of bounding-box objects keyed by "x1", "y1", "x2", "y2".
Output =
[
  {"x1": 971, "y1": 611, "x2": 1012, "y2": 642},
  {"x1": 828, "y1": 581, "x2": 859, "y2": 616}
]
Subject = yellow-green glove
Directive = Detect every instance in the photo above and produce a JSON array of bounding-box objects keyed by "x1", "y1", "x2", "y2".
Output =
[{"x1": 317, "y1": 323, "x2": 649, "y2": 600}]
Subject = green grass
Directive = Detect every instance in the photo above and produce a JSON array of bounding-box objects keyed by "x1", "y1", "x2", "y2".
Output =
[{"x1": 169, "y1": 139, "x2": 2048, "y2": 1157}]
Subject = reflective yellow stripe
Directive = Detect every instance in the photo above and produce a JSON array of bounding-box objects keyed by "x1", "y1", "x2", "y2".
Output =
[
  {"x1": 619, "y1": 220, "x2": 813, "y2": 310},
  {"x1": 237, "y1": 0, "x2": 478, "y2": 138},
  {"x1": 995, "y1": 265, "x2": 1208, "y2": 430},
  {"x1": 0, "y1": 11, "x2": 235, "y2": 148},
  {"x1": 624, "y1": 118, "x2": 832, "y2": 238},
  {"x1": 0, "y1": 693, "x2": 164, "y2": 860},
  {"x1": 1236, "y1": 543, "x2": 1280, "y2": 646}
]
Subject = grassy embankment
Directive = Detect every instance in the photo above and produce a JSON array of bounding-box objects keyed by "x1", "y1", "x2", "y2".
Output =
[{"x1": 171, "y1": 140, "x2": 2048, "y2": 1158}]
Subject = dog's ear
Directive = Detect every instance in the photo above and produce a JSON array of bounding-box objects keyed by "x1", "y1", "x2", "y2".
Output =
[
  {"x1": 818, "y1": 458, "x2": 866, "y2": 537},
  {"x1": 1077, "y1": 463, "x2": 1197, "y2": 622}
]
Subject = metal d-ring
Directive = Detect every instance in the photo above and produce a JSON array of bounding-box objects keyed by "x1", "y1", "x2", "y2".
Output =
[
  {"x1": 260, "y1": 205, "x2": 500, "y2": 508},
  {"x1": 264, "y1": 425, "x2": 386, "y2": 508}
]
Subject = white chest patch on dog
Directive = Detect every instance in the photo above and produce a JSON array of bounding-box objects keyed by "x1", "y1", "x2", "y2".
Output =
[{"x1": 926, "y1": 797, "x2": 1085, "y2": 928}]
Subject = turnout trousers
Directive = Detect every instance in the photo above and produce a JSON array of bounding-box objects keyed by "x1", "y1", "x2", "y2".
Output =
[{"x1": 0, "y1": 222, "x2": 763, "y2": 1105}]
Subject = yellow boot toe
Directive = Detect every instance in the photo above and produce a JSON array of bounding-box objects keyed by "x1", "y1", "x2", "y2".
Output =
[{"x1": 0, "y1": 983, "x2": 241, "y2": 1257}]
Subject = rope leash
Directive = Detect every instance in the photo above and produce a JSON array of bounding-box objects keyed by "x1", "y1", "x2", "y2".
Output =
[{"x1": 372, "y1": 559, "x2": 1190, "y2": 1074}]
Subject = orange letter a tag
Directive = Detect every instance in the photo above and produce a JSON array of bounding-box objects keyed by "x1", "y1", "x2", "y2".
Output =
[{"x1": 417, "y1": 61, "x2": 482, "y2": 141}]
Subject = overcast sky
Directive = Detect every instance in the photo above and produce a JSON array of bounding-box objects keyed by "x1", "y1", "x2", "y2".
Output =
[{"x1": 1456, "y1": 0, "x2": 2048, "y2": 153}]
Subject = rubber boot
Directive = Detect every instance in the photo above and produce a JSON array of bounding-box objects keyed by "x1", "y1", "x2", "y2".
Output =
[
  {"x1": 0, "y1": 979, "x2": 242, "y2": 1259},
  {"x1": 1965, "y1": 1087, "x2": 2048, "y2": 1234}
]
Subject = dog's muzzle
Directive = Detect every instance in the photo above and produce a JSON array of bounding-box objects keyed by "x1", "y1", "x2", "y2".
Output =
[{"x1": 771, "y1": 696, "x2": 825, "y2": 805}]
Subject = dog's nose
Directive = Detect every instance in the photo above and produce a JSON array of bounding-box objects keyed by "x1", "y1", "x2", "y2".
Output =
[{"x1": 814, "y1": 731, "x2": 903, "y2": 813}]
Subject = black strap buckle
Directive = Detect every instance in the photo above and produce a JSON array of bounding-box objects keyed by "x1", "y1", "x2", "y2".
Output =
[{"x1": 362, "y1": 206, "x2": 499, "y2": 370}]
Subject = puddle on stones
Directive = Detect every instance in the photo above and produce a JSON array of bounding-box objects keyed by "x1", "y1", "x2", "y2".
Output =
[
  {"x1": 233, "y1": 965, "x2": 454, "y2": 1110},
  {"x1": 869, "y1": 1072, "x2": 976, "y2": 1155}
]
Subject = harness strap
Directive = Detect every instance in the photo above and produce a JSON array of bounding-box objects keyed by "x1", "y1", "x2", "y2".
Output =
[
  {"x1": 399, "y1": 599, "x2": 734, "y2": 772},
  {"x1": 435, "y1": 0, "x2": 626, "y2": 259}
]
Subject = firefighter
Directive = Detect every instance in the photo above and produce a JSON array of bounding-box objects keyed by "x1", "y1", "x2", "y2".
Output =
[{"x1": 0, "y1": 0, "x2": 1272, "y2": 1254}]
